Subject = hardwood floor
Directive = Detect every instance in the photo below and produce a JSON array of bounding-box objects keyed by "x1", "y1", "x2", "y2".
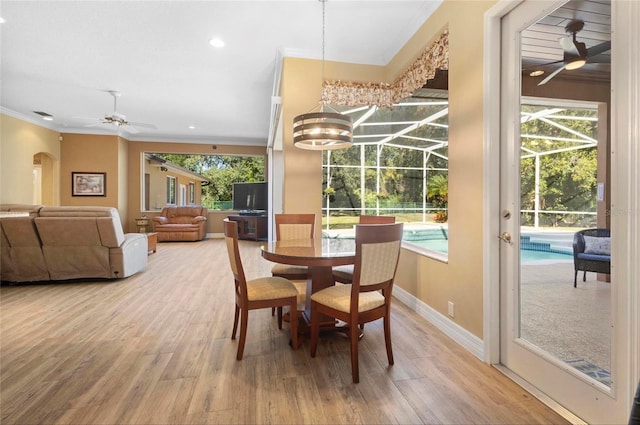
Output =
[{"x1": 0, "y1": 238, "x2": 569, "y2": 424}]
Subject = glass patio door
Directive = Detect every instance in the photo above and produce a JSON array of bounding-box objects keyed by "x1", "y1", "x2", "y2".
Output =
[{"x1": 498, "y1": 1, "x2": 626, "y2": 422}]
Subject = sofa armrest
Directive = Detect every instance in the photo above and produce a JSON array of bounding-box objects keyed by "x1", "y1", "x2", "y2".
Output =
[
  {"x1": 154, "y1": 216, "x2": 168, "y2": 225},
  {"x1": 192, "y1": 216, "x2": 207, "y2": 224},
  {"x1": 109, "y1": 233, "x2": 147, "y2": 278}
]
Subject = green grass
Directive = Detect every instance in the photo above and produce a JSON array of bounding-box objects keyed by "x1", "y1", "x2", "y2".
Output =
[{"x1": 322, "y1": 213, "x2": 443, "y2": 229}]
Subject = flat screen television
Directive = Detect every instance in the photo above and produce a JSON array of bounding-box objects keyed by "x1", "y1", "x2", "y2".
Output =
[{"x1": 232, "y1": 182, "x2": 267, "y2": 214}]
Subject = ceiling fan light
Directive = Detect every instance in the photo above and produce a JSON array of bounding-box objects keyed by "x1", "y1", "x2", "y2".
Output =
[{"x1": 565, "y1": 58, "x2": 586, "y2": 70}]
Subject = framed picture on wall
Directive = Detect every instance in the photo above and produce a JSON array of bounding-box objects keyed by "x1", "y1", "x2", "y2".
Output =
[{"x1": 72, "y1": 172, "x2": 106, "y2": 196}]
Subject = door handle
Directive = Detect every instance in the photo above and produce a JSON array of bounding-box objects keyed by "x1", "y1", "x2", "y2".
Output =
[{"x1": 498, "y1": 232, "x2": 513, "y2": 244}]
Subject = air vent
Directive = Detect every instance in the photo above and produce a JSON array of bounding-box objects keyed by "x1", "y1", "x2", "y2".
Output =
[{"x1": 33, "y1": 111, "x2": 54, "y2": 120}]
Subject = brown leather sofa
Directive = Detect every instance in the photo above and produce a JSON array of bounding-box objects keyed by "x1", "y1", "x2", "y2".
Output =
[
  {"x1": 152, "y1": 206, "x2": 208, "y2": 242},
  {"x1": 0, "y1": 204, "x2": 50, "y2": 282},
  {"x1": 0, "y1": 205, "x2": 148, "y2": 282}
]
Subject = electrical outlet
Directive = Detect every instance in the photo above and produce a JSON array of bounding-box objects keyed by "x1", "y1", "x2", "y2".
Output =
[{"x1": 448, "y1": 301, "x2": 454, "y2": 317}]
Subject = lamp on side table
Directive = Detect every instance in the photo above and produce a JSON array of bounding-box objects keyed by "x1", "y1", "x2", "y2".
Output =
[{"x1": 135, "y1": 217, "x2": 150, "y2": 233}]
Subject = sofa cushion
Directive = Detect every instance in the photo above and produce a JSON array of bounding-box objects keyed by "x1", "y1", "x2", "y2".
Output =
[
  {"x1": 577, "y1": 252, "x2": 611, "y2": 262},
  {"x1": 583, "y1": 235, "x2": 611, "y2": 255},
  {"x1": 39, "y1": 206, "x2": 125, "y2": 247},
  {"x1": 0, "y1": 216, "x2": 50, "y2": 282}
]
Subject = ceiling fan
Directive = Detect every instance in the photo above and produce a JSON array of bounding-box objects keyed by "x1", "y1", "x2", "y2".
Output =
[
  {"x1": 86, "y1": 90, "x2": 156, "y2": 133},
  {"x1": 535, "y1": 20, "x2": 611, "y2": 86}
]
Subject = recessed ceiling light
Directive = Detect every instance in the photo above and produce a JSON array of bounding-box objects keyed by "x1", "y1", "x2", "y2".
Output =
[
  {"x1": 529, "y1": 69, "x2": 545, "y2": 77},
  {"x1": 0, "y1": 17, "x2": 5, "y2": 24},
  {"x1": 188, "y1": 125, "x2": 196, "y2": 129},
  {"x1": 209, "y1": 38, "x2": 224, "y2": 48}
]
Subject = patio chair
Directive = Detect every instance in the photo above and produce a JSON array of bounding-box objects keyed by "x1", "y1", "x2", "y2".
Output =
[{"x1": 572, "y1": 228, "x2": 611, "y2": 287}]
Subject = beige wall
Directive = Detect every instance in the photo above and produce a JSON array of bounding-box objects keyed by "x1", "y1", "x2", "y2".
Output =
[
  {"x1": 280, "y1": 58, "x2": 386, "y2": 238},
  {"x1": 0, "y1": 114, "x2": 61, "y2": 205},
  {"x1": 118, "y1": 136, "x2": 129, "y2": 224},
  {"x1": 146, "y1": 163, "x2": 168, "y2": 210},
  {"x1": 281, "y1": 1, "x2": 496, "y2": 338},
  {"x1": 59, "y1": 133, "x2": 121, "y2": 196}
]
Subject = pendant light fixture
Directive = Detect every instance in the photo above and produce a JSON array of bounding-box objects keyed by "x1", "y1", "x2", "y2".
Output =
[{"x1": 293, "y1": 0, "x2": 353, "y2": 151}]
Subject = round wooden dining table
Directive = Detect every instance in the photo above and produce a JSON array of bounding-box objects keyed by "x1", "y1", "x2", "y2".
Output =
[{"x1": 261, "y1": 237, "x2": 355, "y2": 325}]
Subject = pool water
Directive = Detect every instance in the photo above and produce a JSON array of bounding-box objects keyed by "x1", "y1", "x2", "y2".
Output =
[{"x1": 406, "y1": 239, "x2": 572, "y2": 263}]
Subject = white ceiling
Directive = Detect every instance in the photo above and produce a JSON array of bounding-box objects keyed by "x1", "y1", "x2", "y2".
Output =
[{"x1": 0, "y1": 1, "x2": 443, "y2": 146}]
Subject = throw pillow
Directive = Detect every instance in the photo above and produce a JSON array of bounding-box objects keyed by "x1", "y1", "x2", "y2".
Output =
[{"x1": 583, "y1": 236, "x2": 611, "y2": 255}]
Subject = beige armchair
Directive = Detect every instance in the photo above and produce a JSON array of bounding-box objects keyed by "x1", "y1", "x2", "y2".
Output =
[
  {"x1": 34, "y1": 206, "x2": 147, "y2": 280},
  {"x1": 2, "y1": 205, "x2": 147, "y2": 283},
  {"x1": 152, "y1": 206, "x2": 208, "y2": 242}
]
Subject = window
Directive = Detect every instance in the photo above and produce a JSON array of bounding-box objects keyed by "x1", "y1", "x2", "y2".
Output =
[
  {"x1": 323, "y1": 89, "x2": 449, "y2": 257},
  {"x1": 188, "y1": 182, "x2": 195, "y2": 204},
  {"x1": 143, "y1": 153, "x2": 265, "y2": 211},
  {"x1": 166, "y1": 176, "x2": 176, "y2": 205}
]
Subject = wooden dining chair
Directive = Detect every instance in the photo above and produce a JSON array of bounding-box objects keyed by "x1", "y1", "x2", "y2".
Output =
[
  {"x1": 332, "y1": 215, "x2": 396, "y2": 284},
  {"x1": 270, "y1": 213, "x2": 315, "y2": 314},
  {"x1": 223, "y1": 219, "x2": 298, "y2": 360},
  {"x1": 310, "y1": 222, "x2": 403, "y2": 383}
]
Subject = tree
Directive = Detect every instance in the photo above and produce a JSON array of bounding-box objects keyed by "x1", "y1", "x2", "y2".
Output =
[{"x1": 426, "y1": 173, "x2": 448, "y2": 222}]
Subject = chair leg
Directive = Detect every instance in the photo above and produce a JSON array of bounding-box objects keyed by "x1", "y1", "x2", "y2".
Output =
[
  {"x1": 271, "y1": 307, "x2": 275, "y2": 316},
  {"x1": 232, "y1": 305, "x2": 240, "y2": 339},
  {"x1": 350, "y1": 319, "x2": 360, "y2": 384},
  {"x1": 277, "y1": 306, "x2": 283, "y2": 329},
  {"x1": 310, "y1": 302, "x2": 320, "y2": 357},
  {"x1": 583, "y1": 271, "x2": 587, "y2": 282},
  {"x1": 574, "y1": 270, "x2": 578, "y2": 288},
  {"x1": 383, "y1": 314, "x2": 394, "y2": 366},
  {"x1": 236, "y1": 308, "x2": 249, "y2": 360},
  {"x1": 290, "y1": 298, "x2": 298, "y2": 350}
]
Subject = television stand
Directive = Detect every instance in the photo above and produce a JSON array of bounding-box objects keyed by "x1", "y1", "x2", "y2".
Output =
[
  {"x1": 227, "y1": 214, "x2": 267, "y2": 241},
  {"x1": 238, "y1": 210, "x2": 265, "y2": 216}
]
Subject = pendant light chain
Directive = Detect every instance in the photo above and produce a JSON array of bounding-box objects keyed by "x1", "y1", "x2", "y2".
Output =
[
  {"x1": 292, "y1": 0, "x2": 353, "y2": 151},
  {"x1": 321, "y1": 0, "x2": 326, "y2": 85}
]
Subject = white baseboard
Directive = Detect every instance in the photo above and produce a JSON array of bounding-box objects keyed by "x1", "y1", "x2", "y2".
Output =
[{"x1": 393, "y1": 286, "x2": 485, "y2": 361}]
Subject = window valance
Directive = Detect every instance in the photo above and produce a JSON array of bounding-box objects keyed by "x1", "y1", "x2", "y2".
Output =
[{"x1": 322, "y1": 30, "x2": 449, "y2": 108}]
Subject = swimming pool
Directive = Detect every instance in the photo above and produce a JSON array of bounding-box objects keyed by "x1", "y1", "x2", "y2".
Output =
[
  {"x1": 406, "y1": 238, "x2": 573, "y2": 263},
  {"x1": 324, "y1": 227, "x2": 574, "y2": 264}
]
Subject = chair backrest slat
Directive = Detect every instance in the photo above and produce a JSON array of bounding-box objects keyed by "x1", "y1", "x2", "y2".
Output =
[
  {"x1": 359, "y1": 215, "x2": 395, "y2": 224},
  {"x1": 275, "y1": 214, "x2": 315, "y2": 241},
  {"x1": 352, "y1": 223, "x2": 403, "y2": 292},
  {"x1": 223, "y1": 219, "x2": 247, "y2": 297},
  {"x1": 359, "y1": 240, "x2": 402, "y2": 286}
]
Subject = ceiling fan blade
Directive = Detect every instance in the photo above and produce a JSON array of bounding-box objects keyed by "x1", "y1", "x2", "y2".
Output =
[
  {"x1": 522, "y1": 59, "x2": 564, "y2": 72},
  {"x1": 588, "y1": 54, "x2": 611, "y2": 64},
  {"x1": 537, "y1": 64, "x2": 566, "y2": 86},
  {"x1": 121, "y1": 125, "x2": 139, "y2": 134},
  {"x1": 587, "y1": 40, "x2": 611, "y2": 58},
  {"x1": 559, "y1": 37, "x2": 580, "y2": 56}
]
